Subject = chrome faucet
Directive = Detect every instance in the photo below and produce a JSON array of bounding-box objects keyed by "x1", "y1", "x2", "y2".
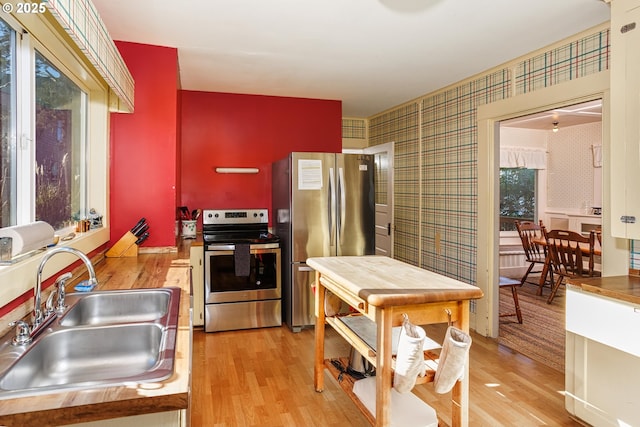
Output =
[{"x1": 33, "y1": 247, "x2": 97, "y2": 327}]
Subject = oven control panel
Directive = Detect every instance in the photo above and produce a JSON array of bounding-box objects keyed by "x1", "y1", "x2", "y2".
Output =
[{"x1": 203, "y1": 209, "x2": 268, "y2": 225}]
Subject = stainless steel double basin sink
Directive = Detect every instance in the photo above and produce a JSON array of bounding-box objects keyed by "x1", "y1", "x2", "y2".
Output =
[{"x1": 0, "y1": 287, "x2": 181, "y2": 399}]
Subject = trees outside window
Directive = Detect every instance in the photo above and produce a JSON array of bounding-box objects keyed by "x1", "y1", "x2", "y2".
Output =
[
  {"x1": 35, "y1": 52, "x2": 86, "y2": 229},
  {"x1": 500, "y1": 168, "x2": 536, "y2": 231}
]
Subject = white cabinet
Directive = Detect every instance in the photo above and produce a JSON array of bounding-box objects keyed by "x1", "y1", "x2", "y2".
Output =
[
  {"x1": 190, "y1": 244, "x2": 204, "y2": 327},
  {"x1": 611, "y1": 0, "x2": 640, "y2": 238},
  {"x1": 565, "y1": 286, "x2": 640, "y2": 426},
  {"x1": 570, "y1": 215, "x2": 602, "y2": 236},
  {"x1": 545, "y1": 212, "x2": 601, "y2": 235}
]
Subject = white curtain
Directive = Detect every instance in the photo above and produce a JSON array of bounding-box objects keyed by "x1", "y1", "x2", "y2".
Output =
[{"x1": 500, "y1": 146, "x2": 547, "y2": 169}]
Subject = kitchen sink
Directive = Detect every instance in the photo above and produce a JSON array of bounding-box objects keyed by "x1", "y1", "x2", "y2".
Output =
[
  {"x1": 0, "y1": 324, "x2": 171, "y2": 392},
  {"x1": 0, "y1": 287, "x2": 181, "y2": 399},
  {"x1": 60, "y1": 288, "x2": 178, "y2": 326}
]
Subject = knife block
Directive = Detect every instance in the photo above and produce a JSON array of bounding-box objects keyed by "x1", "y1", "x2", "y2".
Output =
[{"x1": 105, "y1": 231, "x2": 138, "y2": 258}]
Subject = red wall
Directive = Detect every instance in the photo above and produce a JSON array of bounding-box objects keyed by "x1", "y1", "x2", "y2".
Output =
[
  {"x1": 110, "y1": 43, "x2": 340, "y2": 245},
  {"x1": 180, "y1": 91, "x2": 341, "y2": 221},
  {"x1": 110, "y1": 42, "x2": 179, "y2": 247}
]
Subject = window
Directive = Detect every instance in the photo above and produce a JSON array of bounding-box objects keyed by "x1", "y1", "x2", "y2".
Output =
[
  {"x1": 0, "y1": 17, "x2": 89, "y2": 231},
  {"x1": 0, "y1": 18, "x2": 16, "y2": 227},
  {"x1": 0, "y1": 10, "x2": 109, "y2": 307},
  {"x1": 35, "y1": 52, "x2": 87, "y2": 229},
  {"x1": 499, "y1": 168, "x2": 536, "y2": 231}
]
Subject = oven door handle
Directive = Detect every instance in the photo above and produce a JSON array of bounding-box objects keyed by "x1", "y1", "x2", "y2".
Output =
[{"x1": 207, "y1": 244, "x2": 236, "y2": 251}]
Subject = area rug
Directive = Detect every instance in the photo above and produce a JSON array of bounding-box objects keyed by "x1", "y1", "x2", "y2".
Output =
[{"x1": 498, "y1": 278, "x2": 566, "y2": 372}]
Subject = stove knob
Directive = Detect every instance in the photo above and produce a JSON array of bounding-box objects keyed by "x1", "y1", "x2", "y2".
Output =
[{"x1": 214, "y1": 213, "x2": 219, "y2": 218}]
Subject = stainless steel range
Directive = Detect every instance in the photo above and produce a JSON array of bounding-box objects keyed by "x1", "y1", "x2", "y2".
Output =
[{"x1": 202, "y1": 209, "x2": 281, "y2": 332}]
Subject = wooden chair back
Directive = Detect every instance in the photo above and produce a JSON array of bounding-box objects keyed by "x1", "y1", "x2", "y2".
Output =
[
  {"x1": 544, "y1": 229, "x2": 596, "y2": 279},
  {"x1": 514, "y1": 220, "x2": 547, "y2": 263}
]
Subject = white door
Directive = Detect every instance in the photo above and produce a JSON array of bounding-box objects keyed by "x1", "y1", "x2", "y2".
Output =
[{"x1": 365, "y1": 142, "x2": 394, "y2": 256}]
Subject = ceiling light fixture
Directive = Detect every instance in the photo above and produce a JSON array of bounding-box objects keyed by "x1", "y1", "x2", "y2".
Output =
[{"x1": 552, "y1": 121, "x2": 559, "y2": 133}]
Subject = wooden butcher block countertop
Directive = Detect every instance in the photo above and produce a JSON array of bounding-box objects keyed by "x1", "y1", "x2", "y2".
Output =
[
  {"x1": 306, "y1": 256, "x2": 483, "y2": 307},
  {"x1": 567, "y1": 275, "x2": 640, "y2": 305},
  {"x1": 0, "y1": 253, "x2": 191, "y2": 427}
]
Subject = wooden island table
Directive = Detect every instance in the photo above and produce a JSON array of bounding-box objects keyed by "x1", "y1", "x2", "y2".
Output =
[{"x1": 307, "y1": 256, "x2": 483, "y2": 427}]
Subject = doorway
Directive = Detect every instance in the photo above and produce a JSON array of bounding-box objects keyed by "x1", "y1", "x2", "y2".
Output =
[
  {"x1": 495, "y1": 101, "x2": 602, "y2": 370},
  {"x1": 365, "y1": 142, "x2": 395, "y2": 257},
  {"x1": 498, "y1": 99, "x2": 603, "y2": 278},
  {"x1": 475, "y1": 72, "x2": 627, "y2": 339}
]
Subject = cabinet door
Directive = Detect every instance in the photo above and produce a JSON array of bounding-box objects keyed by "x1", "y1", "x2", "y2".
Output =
[
  {"x1": 190, "y1": 245, "x2": 204, "y2": 326},
  {"x1": 611, "y1": 0, "x2": 640, "y2": 238}
]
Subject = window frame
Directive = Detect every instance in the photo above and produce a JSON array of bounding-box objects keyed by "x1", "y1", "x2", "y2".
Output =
[
  {"x1": 0, "y1": 16, "x2": 18, "y2": 226},
  {"x1": 0, "y1": 10, "x2": 110, "y2": 313}
]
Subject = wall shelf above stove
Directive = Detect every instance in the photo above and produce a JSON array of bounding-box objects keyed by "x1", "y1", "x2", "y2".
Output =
[{"x1": 214, "y1": 167, "x2": 259, "y2": 174}]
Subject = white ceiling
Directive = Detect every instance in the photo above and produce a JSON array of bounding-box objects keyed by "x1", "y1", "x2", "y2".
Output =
[
  {"x1": 91, "y1": 0, "x2": 611, "y2": 118},
  {"x1": 501, "y1": 100, "x2": 603, "y2": 131}
]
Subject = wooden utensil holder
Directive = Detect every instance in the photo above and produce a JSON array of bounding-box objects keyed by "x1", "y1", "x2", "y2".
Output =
[{"x1": 105, "y1": 231, "x2": 138, "y2": 258}]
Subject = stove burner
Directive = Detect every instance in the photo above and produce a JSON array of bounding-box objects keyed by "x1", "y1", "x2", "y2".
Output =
[
  {"x1": 202, "y1": 209, "x2": 279, "y2": 245},
  {"x1": 203, "y1": 232, "x2": 279, "y2": 245}
]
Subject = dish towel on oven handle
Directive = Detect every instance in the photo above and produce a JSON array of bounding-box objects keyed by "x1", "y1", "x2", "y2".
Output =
[
  {"x1": 234, "y1": 243, "x2": 251, "y2": 276},
  {"x1": 433, "y1": 325, "x2": 472, "y2": 394},
  {"x1": 393, "y1": 314, "x2": 426, "y2": 393}
]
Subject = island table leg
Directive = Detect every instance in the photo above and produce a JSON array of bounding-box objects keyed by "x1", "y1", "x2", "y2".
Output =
[{"x1": 314, "y1": 272, "x2": 326, "y2": 392}]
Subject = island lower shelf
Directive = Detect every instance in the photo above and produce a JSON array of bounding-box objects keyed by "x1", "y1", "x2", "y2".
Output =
[
  {"x1": 323, "y1": 314, "x2": 443, "y2": 426},
  {"x1": 325, "y1": 314, "x2": 441, "y2": 386}
]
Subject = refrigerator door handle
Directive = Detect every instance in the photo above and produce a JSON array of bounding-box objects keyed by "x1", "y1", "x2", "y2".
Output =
[
  {"x1": 329, "y1": 167, "x2": 336, "y2": 247},
  {"x1": 338, "y1": 167, "x2": 346, "y2": 244},
  {"x1": 297, "y1": 265, "x2": 314, "y2": 272}
]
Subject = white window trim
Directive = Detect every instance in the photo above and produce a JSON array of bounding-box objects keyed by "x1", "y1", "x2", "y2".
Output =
[{"x1": 0, "y1": 10, "x2": 110, "y2": 317}]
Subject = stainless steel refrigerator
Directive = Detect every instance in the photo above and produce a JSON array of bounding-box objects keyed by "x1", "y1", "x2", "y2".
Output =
[{"x1": 272, "y1": 152, "x2": 375, "y2": 331}]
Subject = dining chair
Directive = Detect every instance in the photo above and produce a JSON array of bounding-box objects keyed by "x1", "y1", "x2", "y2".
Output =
[
  {"x1": 498, "y1": 276, "x2": 523, "y2": 323},
  {"x1": 595, "y1": 229, "x2": 602, "y2": 246},
  {"x1": 543, "y1": 229, "x2": 600, "y2": 304},
  {"x1": 515, "y1": 220, "x2": 552, "y2": 290}
]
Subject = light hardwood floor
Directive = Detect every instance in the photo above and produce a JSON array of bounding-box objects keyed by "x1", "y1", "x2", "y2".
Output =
[{"x1": 191, "y1": 323, "x2": 583, "y2": 427}]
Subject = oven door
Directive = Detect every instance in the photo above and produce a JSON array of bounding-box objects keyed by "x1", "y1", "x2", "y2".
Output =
[{"x1": 204, "y1": 245, "x2": 281, "y2": 304}]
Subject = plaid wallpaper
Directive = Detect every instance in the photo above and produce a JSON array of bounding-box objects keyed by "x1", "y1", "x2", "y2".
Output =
[
  {"x1": 420, "y1": 71, "x2": 511, "y2": 282},
  {"x1": 370, "y1": 103, "x2": 420, "y2": 265},
  {"x1": 516, "y1": 30, "x2": 610, "y2": 95},
  {"x1": 632, "y1": 240, "x2": 640, "y2": 270},
  {"x1": 368, "y1": 28, "x2": 610, "y2": 286},
  {"x1": 342, "y1": 118, "x2": 367, "y2": 139}
]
